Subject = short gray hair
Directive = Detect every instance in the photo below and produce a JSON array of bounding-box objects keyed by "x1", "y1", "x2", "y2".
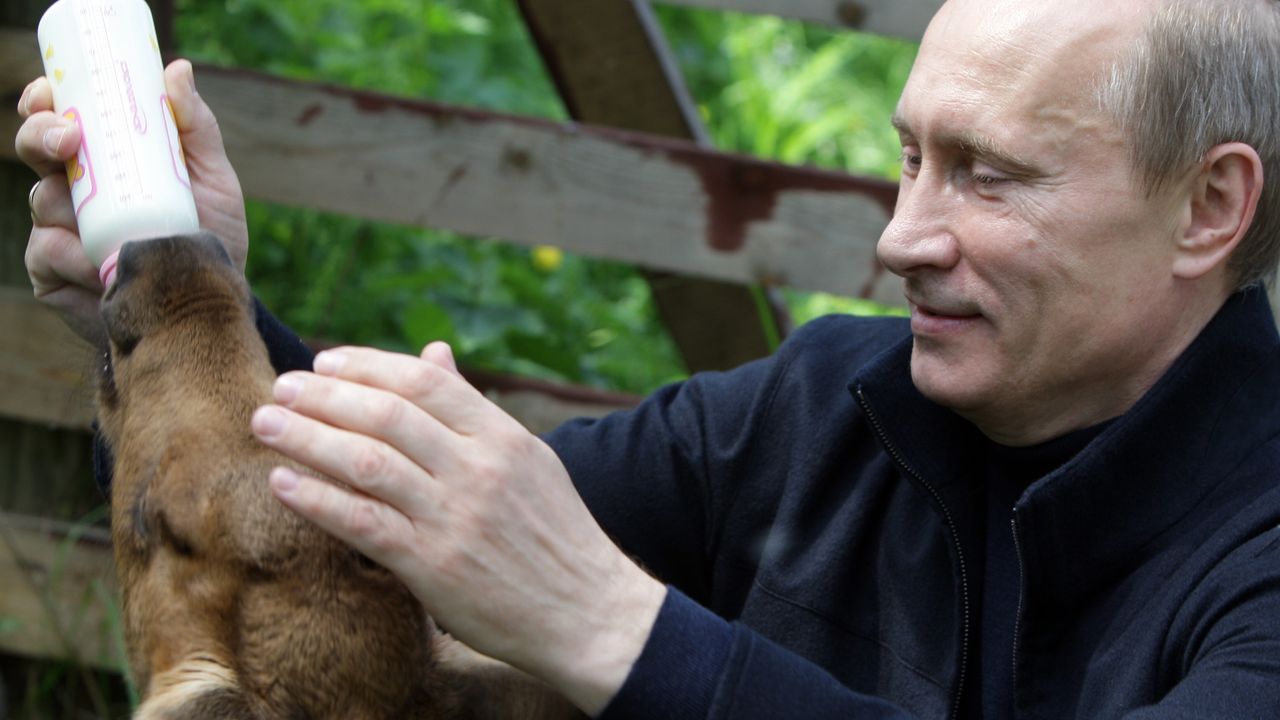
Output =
[{"x1": 1095, "y1": 0, "x2": 1280, "y2": 289}]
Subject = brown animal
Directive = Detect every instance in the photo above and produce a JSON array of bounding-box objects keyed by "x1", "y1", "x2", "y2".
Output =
[{"x1": 96, "y1": 233, "x2": 582, "y2": 720}]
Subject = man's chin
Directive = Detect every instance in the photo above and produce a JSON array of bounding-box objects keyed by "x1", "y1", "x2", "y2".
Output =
[{"x1": 908, "y1": 345, "x2": 994, "y2": 413}]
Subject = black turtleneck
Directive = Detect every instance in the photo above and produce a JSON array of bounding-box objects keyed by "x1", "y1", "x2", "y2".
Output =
[{"x1": 962, "y1": 421, "x2": 1112, "y2": 720}]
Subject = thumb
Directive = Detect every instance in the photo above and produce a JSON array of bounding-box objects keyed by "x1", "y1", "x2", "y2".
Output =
[
  {"x1": 161, "y1": 58, "x2": 249, "y2": 272},
  {"x1": 163, "y1": 59, "x2": 232, "y2": 172},
  {"x1": 421, "y1": 342, "x2": 464, "y2": 379}
]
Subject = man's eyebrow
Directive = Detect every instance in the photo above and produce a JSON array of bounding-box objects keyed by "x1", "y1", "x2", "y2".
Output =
[
  {"x1": 890, "y1": 110, "x2": 912, "y2": 137},
  {"x1": 889, "y1": 110, "x2": 1044, "y2": 177},
  {"x1": 952, "y1": 132, "x2": 1044, "y2": 177}
]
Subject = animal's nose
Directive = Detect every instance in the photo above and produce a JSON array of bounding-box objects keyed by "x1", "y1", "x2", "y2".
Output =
[{"x1": 113, "y1": 232, "x2": 230, "y2": 289}]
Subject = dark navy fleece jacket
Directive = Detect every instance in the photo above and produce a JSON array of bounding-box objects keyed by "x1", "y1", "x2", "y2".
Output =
[
  {"x1": 546, "y1": 288, "x2": 1280, "y2": 719},
  {"x1": 95, "y1": 290, "x2": 1280, "y2": 719}
]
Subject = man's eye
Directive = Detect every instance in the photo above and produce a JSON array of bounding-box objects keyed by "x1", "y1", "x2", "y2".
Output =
[
  {"x1": 970, "y1": 162, "x2": 1010, "y2": 188},
  {"x1": 899, "y1": 148, "x2": 923, "y2": 173}
]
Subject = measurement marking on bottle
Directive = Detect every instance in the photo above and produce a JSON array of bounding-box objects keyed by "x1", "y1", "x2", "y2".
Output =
[{"x1": 79, "y1": 2, "x2": 146, "y2": 205}]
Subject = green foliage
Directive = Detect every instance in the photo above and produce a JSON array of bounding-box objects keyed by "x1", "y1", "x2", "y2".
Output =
[
  {"x1": 657, "y1": 8, "x2": 915, "y2": 177},
  {"x1": 175, "y1": 0, "x2": 563, "y2": 117},
  {"x1": 172, "y1": 1, "x2": 915, "y2": 394}
]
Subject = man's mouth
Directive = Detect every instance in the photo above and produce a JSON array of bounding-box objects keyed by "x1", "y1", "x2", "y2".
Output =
[
  {"x1": 914, "y1": 302, "x2": 981, "y2": 319},
  {"x1": 907, "y1": 297, "x2": 984, "y2": 335}
]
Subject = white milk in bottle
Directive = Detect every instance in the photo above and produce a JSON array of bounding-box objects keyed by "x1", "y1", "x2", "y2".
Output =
[{"x1": 37, "y1": 0, "x2": 200, "y2": 285}]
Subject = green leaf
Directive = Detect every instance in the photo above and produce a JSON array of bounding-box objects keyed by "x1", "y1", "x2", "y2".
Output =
[{"x1": 402, "y1": 301, "x2": 460, "y2": 350}]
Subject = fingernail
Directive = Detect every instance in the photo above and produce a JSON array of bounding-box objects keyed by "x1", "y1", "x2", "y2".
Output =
[
  {"x1": 43, "y1": 126, "x2": 64, "y2": 155},
  {"x1": 270, "y1": 467, "x2": 299, "y2": 494},
  {"x1": 252, "y1": 406, "x2": 287, "y2": 438},
  {"x1": 274, "y1": 374, "x2": 303, "y2": 404},
  {"x1": 17, "y1": 86, "x2": 30, "y2": 116},
  {"x1": 314, "y1": 351, "x2": 346, "y2": 375}
]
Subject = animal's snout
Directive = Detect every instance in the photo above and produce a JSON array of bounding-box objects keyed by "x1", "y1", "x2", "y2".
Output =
[
  {"x1": 112, "y1": 232, "x2": 232, "y2": 291},
  {"x1": 99, "y1": 230, "x2": 246, "y2": 362}
]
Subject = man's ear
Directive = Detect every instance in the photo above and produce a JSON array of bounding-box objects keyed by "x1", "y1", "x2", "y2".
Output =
[{"x1": 1172, "y1": 142, "x2": 1264, "y2": 280}]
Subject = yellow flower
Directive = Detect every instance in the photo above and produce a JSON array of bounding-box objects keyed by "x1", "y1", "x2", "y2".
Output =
[{"x1": 531, "y1": 245, "x2": 564, "y2": 272}]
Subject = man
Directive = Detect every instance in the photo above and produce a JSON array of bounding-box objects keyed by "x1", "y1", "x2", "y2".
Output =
[{"x1": 17, "y1": 0, "x2": 1280, "y2": 716}]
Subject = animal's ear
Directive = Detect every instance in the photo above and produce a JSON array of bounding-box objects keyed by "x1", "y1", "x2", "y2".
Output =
[
  {"x1": 182, "y1": 230, "x2": 235, "y2": 268},
  {"x1": 141, "y1": 436, "x2": 216, "y2": 558},
  {"x1": 1171, "y1": 142, "x2": 1264, "y2": 282}
]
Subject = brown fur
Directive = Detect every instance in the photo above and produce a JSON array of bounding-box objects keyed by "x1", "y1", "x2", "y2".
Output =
[{"x1": 96, "y1": 233, "x2": 582, "y2": 720}]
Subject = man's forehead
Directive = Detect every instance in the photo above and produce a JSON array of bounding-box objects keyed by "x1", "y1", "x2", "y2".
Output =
[
  {"x1": 923, "y1": 0, "x2": 1155, "y2": 79},
  {"x1": 932, "y1": 0, "x2": 1156, "y2": 38},
  {"x1": 896, "y1": 0, "x2": 1154, "y2": 147}
]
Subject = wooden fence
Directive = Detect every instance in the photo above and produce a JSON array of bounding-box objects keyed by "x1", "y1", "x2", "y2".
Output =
[{"x1": 0, "y1": 0, "x2": 938, "y2": 676}]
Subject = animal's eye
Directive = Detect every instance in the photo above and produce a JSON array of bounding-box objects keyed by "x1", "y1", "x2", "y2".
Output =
[{"x1": 115, "y1": 335, "x2": 140, "y2": 357}]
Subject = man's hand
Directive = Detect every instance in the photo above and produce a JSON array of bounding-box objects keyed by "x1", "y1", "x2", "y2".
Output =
[
  {"x1": 15, "y1": 59, "x2": 249, "y2": 343},
  {"x1": 250, "y1": 342, "x2": 667, "y2": 716}
]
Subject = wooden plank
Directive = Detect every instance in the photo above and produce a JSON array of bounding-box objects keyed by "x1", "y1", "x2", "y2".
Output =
[
  {"x1": 0, "y1": 287, "x2": 637, "y2": 431},
  {"x1": 654, "y1": 0, "x2": 943, "y2": 39},
  {"x1": 198, "y1": 65, "x2": 901, "y2": 302},
  {"x1": 0, "y1": 511, "x2": 121, "y2": 671},
  {"x1": 517, "y1": 0, "x2": 778, "y2": 372},
  {"x1": 0, "y1": 31, "x2": 901, "y2": 304},
  {"x1": 520, "y1": 0, "x2": 708, "y2": 143}
]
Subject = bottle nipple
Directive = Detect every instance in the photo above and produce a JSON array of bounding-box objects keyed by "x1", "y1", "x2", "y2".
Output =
[{"x1": 100, "y1": 249, "x2": 120, "y2": 289}]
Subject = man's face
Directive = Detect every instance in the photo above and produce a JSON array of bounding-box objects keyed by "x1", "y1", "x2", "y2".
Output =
[{"x1": 878, "y1": 0, "x2": 1188, "y2": 444}]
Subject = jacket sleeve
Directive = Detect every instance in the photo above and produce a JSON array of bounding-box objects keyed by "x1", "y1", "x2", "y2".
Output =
[
  {"x1": 251, "y1": 295, "x2": 317, "y2": 376},
  {"x1": 1122, "y1": 527, "x2": 1280, "y2": 719},
  {"x1": 543, "y1": 348, "x2": 783, "y2": 600},
  {"x1": 597, "y1": 588, "x2": 914, "y2": 720},
  {"x1": 92, "y1": 296, "x2": 315, "y2": 498},
  {"x1": 545, "y1": 317, "x2": 920, "y2": 719}
]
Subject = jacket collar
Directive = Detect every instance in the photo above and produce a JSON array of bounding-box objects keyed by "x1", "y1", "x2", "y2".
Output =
[{"x1": 851, "y1": 288, "x2": 1280, "y2": 610}]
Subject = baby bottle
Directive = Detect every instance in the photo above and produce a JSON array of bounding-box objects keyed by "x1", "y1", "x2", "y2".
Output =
[{"x1": 37, "y1": 0, "x2": 200, "y2": 286}]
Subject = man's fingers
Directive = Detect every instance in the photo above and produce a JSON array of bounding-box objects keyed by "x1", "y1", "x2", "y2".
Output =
[
  {"x1": 312, "y1": 347, "x2": 499, "y2": 435},
  {"x1": 251, "y1": 403, "x2": 436, "y2": 518},
  {"x1": 14, "y1": 110, "x2": 80, "y2": 178},
  {"x1": 267, "y1": 466, "x2": 418, "y2": 576},
  {"x1": 28, "y1": 176, "x2": 79, "y2": 231},
  {"x1": 26, "y1": 226, "x2": 101, "y2": 295},
  {"x1": 32, "y1": 283, "x2": 106, "y2": 346},
  {"x1": 270, "y1": 371, "x2": 462, "y2": 478},
  {"x1": 17, "y1": 77, "x2": 52, "y2": 119},
  {"x1": 163, "y1": 59, "x2": 250, "y2": 272},
  {"x1": 421, "y1": 341, "x2": 465, "y2": 379},
  {"x1": 165, "y1": 59, "x2": 225, "y2": 158}
]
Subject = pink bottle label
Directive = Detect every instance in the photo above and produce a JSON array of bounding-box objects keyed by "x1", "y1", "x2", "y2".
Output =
[{"x1": 161, "y1": 94, "x2": 191, "y2": 189}]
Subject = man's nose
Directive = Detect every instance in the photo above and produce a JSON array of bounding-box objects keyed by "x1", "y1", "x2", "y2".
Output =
[{"x1": 876, "y1": 176, "x2": 960, "y2": 278}]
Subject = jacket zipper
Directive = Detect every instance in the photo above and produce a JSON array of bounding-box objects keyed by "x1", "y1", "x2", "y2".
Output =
[
  {"x1": 1010, "y1": 511, "x2": 1026, "y2": 712},
  {"x1": 856, "y1": 389, "x2": 972, "y2": 720}
]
